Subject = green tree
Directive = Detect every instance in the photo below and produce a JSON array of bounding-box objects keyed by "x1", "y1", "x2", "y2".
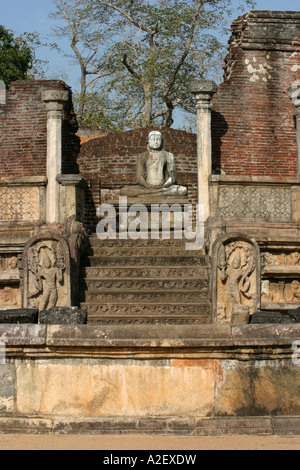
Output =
[
  {"x1": 0, "y1": 25, "x2": 34, "y2": 86},
  {"x1": 51, "y1": 0, "x2": 255, "y2": 129}
]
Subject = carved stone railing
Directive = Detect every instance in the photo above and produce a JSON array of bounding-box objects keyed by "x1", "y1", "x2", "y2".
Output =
[
  {"x1": 0, "y1": 176, "x2": 47, "y2": 226},
  {"x1": 210, "y1": 175, "x2": 300, "y2": 226}
]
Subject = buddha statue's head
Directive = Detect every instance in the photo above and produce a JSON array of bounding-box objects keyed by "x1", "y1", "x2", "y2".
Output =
[{"x1": 148, "y1": 131, "x2": 163, "y2": 150}]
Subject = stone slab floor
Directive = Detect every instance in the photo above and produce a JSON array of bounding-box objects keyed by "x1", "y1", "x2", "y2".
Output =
[{"x1": 0, "y1": 434, "x2": 299, "y2": 450}]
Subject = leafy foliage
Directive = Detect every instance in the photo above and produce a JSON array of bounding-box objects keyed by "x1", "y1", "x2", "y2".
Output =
[{"x1": 0, "y1": 25, "x2": 34, "y2": 86}]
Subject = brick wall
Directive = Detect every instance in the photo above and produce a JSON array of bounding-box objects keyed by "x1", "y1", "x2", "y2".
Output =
[
  {"x1": 77, "y1": 128, "x2": 198, "y2": 229},
  {"x1": 212, "y1": 11, "x2": 300, "y2": 176},
  {"x1": 0, "y1": 80, "x2": 80, "y2": 177}
]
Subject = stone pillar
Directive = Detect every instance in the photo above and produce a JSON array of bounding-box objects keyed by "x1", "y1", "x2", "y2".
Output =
[
  {"x1": 0, "y1": 81, "x2": 6, "y2": 105},
  {"x1": 56, "y1": 174, "x2": 87, "y2": 224},
  {"x1": 42, "y1": 90, "x2": 69, "y2": 224},
  {"x1": 297, "y1": 107, "x2": 300, "y2": 177},
  {"x1": 191, "y1": 80, "x2": 218, "y2": 221},
  {"x1": 289, "y1": 83, "x2": 300, "y2": 176}
]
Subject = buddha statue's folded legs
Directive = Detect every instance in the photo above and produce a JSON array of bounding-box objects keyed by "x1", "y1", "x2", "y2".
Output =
[{"x1": 120, "y1": 184, "x2": 187, "y2": 197}]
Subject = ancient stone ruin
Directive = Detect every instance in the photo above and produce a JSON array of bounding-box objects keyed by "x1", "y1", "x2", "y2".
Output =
[{"x1": 0, "y1": 11, "x2": 299, "y2": 436}]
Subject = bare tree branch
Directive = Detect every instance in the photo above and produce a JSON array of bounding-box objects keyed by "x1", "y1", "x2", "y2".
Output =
[
  {"x1": 122, "y1": 53, "x2": 141, "y2": 80},
  {"x1": 163, "y1": 0, "x2": 205, "y2": 100}
]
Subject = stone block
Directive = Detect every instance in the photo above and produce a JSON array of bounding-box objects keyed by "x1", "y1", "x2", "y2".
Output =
[
  {"x1": 272, "y1": 417, "x2": 300, "y2": 436},
  {"x1": 250, "y1": 310, "x2": 297, "y2": 324},
  {"x1": 53, "y1": 417, "x2": 194, "y2": 436},
  {"x1": 39, "y1": 307, "x2": 87, "y2": 325},
  {"x1": 136, "y1": 417, "x2": 194, "y2": 435},
  {"x1": 0, "y1": 309, "x2": 38, "y2": 324},
  {"x1": 0, "y1": 364, "x2": 15, "y2": 413},
  {"x1": 52, "y1": 417, "x2": 139, "y2": 435},
  {"x1": 231, "y1": 324, "x2": 300, "y2": 346},
  {"x1": 215, "y1": 359, "x2": 300, "y2": 416},
  {"x1": 0, "y1": 324, "x2": 46, "y2": 346},
  {"x1": 45, "y1": 324, "x2": 232, "y2": 348},
  {"x1": 15, "y1": 360, "x2": 215, "y2": 417},
  {"x1": 289, "y1": 308, "x2": 300, "y2": 323},
  {"x1": 195, "y1": 417, "x2": 273, "y2": 436},
  {"x1": 0, "y1": 417, "x2": 53, "y2": 434}
]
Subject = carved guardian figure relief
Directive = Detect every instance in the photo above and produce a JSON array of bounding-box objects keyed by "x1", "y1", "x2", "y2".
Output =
[
  {"x1": 27, "y1": 242, "x2": 65, "y2": 310},
  {"x1": 23, "y1": 233, "x2": 71, "y2": 310},
  {"x1": 212, "y1": 233, "x2": 260, "y2": 324}
]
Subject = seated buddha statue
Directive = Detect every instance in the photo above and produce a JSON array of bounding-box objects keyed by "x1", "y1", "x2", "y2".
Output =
[{"x1": 120, "y1": 131, "x2": 188, "y2": 197}]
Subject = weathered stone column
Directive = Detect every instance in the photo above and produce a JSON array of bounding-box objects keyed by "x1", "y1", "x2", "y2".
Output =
[
  {"x1": 289, "y1": 83, "x2": 300, "y2": 176},
  {"x1": 42, "y1": 90, "x2": 69, "y2": 224},
  {"x1": 56, "y1": 174, "x2": 87, "y2": 224},
  {"x1": 191, "y1": 80, "x2": 218, "y2": 221},
  {"x1": 297, "y1": 107, "x2": 300, "y2": 176},
  {"x1": 0, "y1": 80, "x2": 6, "y2": 105}
]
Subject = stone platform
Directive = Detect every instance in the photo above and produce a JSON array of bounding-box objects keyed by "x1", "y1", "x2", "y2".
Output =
[{"x1": 0, "y1": 323, "x2": 299, "y2": 435}]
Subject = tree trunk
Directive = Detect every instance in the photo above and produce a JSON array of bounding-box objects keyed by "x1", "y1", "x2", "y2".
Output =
[
  {"x1": 141, "y1": 81, "x2": 153, "y2": 127},
  {"x1": 77, "y1": 64, "x2": 87, "y2": 121}
]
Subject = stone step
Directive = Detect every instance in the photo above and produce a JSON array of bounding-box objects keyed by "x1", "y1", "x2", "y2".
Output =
[
  {"x1": 83, "y1": 289, "x2": 206, "y2": 303},
  {"x1": 81, "y1": 302, "x2": 211, "y2": 317},
  {"x1": 82, "y1": 266, "x2": 208, "y2": 279},
  {"x1": 82, "y1": 278, "x2": 208, "y2": 291},
  {"x1": 88, "y1": 236, "x2": 199, "y2": 247},
  {"x1": 86, "y1": 314, "x2": 211, "y2": 325},
  {"x1": 87, "y1": 246, "x2": 203, "y2": 257},
  {"x1": 83, "y1": 256, "x2": 207, "y2": 267}
]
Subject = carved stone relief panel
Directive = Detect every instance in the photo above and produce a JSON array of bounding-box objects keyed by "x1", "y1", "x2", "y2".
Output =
[
  {"x1": 261, "y1": 249, "x2": 300, "y2": 308},
  {"x1": 212, "y1": 233, "x2": 260, "y2": 324},
  {"x1": 0, "y1": 255, "x2": 19, "y2": 272},
  {"x1": 0, "y1": 187, "x2": 41, "y2": 222},
  {"x1": 261, "y1": 279, "x2": 300, "y2": 304},
  {"x1": 0, "y1": 254, "x2": 21, "y2": 308},
  {"x1": 0, "y1": 286, "x2": 21, "y2": 307},
  {"x1": 262, "y1": 251, "x2": 300, "y2": 269},
  {"x1": 22, "y1": 233, "x2": 71, "y2": 310},
  {"x1": 218, "y1": 186, "x2": 292, "y2": 222}
]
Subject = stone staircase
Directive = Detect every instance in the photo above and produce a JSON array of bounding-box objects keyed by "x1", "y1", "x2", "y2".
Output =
[{"x1": 80, "y1": 235, "x2": 211, "y2": 324}]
